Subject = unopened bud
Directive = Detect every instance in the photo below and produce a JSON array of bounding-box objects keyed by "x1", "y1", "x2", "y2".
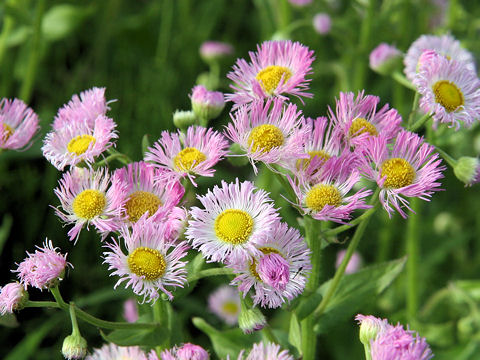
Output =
[
  {"x1": 173, "y1": 110, "x2": 197, "y2": 131},
  {"x1": 453, "y1": 156, "x2": 480, "y2": 186},
  {"x1": 62, "y1": 334, "x2": 87, "y2": 360},
  {"x1": 191, "y1": 85, "x2": 225, "y2": 122},
  {"x1": 238, "y1": 300, "x2": 267, "y2": 334},
  {"x1": 369, "y1": 43, "x2": 402, "y2": 75}
]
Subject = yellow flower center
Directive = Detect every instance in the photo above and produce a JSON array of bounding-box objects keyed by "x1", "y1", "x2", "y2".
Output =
[
  {"x1": 349, "y1": 118, "x2": 378, "y2": 137},
  {"x1": 380, "y1": 158, "x2": 416, "y2": 188},
  {"x1": 214, "y1": 209, "x2": 254, "y2": 245},
  {"x1": 2, "y1": 123, "x2": 14, "y2": 140},
  {"x1": 127, "y1": 247, "x2": 166, "y2": 280},
  {"x1": 247, "y1": 124, "x2": 284, "y2": 153},
  {"x1": 125, "y1": 191, "x2": 162, "y2": 223},
  {"x1": 221, "y1": 301, "x2": 239, "y2": 315},
  {"x1": 255, "y1": 65, "x2": 292, "y2": 95},
  {"x1": 67, "y1": 134, "x2": 96, "y2": 156},
  {"x1": 296, "y1": 150, "x2": 331, "y2": 170},
  {"x1": 174, "y1": 147, "x2": 207, "y2": 171},
  {"x1": 72, "y1": 189, "x2": 106, "y2": 219},
  {"x1": 249, "y1": 247, "x2": 284, "y2": 281},
  {"x1": 432, "y1": 80, "x2": 464, "y2": 112},
  {"x1": 305, "y1": 184, "x2": 342, "y2": 212}
]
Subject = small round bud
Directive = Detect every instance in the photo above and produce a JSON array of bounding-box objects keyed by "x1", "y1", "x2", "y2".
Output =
[
  {"x1": 313, "y1": 13, "x2": 331, "y2": 35},
  {"x1": 369, "y1": 43, "x2": 402, "y2": 75},
  {"x1": 176, "y1": 343, "x2": 209, "y2": 360},
  {"x1": 173, "y1": 110, "x2": 197, "y2": 131},
  {"x1": 238, "y1": 301, "x2": 267, "y2": 334},
  {"x1": 227, "y1": 143, "x2": 249, "y2": 167},
  {"x1": 62, "y1": 334, "x2": 87, "y2": 360},
  {"x1": 190, "y1": 85, "x2": 225, "y2": 122},
  {"x1": 199, "y1": 41, "x2": 233, "y2": 62},
  {"x1": 453, "y1": 156, "x2": 480, "y2": 186},
  {"x1": 0, "y1": 282, "x2": 29, "y2": 315},
  {"x1": 355, "y1": 314, "x2": 391, "y2": 346}
]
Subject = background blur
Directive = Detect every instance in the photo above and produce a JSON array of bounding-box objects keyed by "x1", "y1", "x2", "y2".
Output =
[{"x1": 1, "y1": 0, "x2": 480, "y2": 359}]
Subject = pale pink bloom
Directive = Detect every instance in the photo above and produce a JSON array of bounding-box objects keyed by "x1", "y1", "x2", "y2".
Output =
[
  {"x1": 242, "y1": 342, "x2": 294, "y2": 360},
  {"x1": 104, "y1": 216, "x2": 189, "y2": 303},
  {"x1": 226, "y1": 40, "x2": 315, "y2": 108},
  {"x1": 161, "y1": 343, "x2": 209, "y2": 360},
  {"x1": 200, "y1": 41, "x2": 234, "y2": 61},
  {"x1": 148, "y1": 350, "x2": 160, "y2": 360},
  {"x1": 145, "y1": 125, "x2": 229, "y2": 186},
  {"x1": 190, "y1": 85, "x2": 225, "y2": 120},
  {"x1": 359, "y1": 130, "x2": 445, "y2": 218},
  {"x1": 313, "y1": 13, "x2": 331, "y2": 35},
  {"x1": 289, "y1": 153, "x2": 372, "y2": 223},
  {"x1": 356, "y1": 314, "x2": 393, "y2": 344},
  {"x1": 42, "y1": 114, "x2": 118, "y2": 170},
  {"x1": 208, "y1": 285, "x2": 241, "y2": 325},
  {"x1": 414, "y1": 51, "x2": 480, "y2": 130},
  {"x1": 335, "y1": 250, "x2": 362, "y2": 274},
  {"x1": 0, "y1": 282, "x2": 27, "y2": 315},
  {"x1": 53, "y1": 167, "x2": 128, "y2": 243},
  {"x1": 85, "y1": 343, "x2": 148, "y2": 360},
  {"x1": 0, "y1": 98, "x2": 40, "y2": 150},
  {"x1": 123, "y1": 298, "x2": 138, "y2": 323},
  {"x1": 14, "y1": 240, "x2": 70, "y2": 290},
  {"x1": 369, "y1": 43, "x2": 402, "y2": 75},
  {"x1": 185, "y1": 179, "x2": 280, "y2": 263},
  {"x1": 229, "y1": 222, "x2": 311, "y2": 309},
  {"x1": 225, "y1": 98, "x2": 308, "y2": 172},
  {"x1": 328, "y1": 91, "x2": 403, "y2": 148},
  {"x1": 404, "y1": 33, "x2": 476, "y2": 82},
  {"x1": 53, "y1": 87, "x2": 112, "y2": 130}
]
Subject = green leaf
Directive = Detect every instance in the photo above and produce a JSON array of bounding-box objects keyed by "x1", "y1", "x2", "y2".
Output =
[
  {"x1": 288, "y1": 312, "x2": 302, "y2": 356},
  {"x1": 313, "y1": 257, "x2": 406, "y2": 333},
  {"x1": 100, "y1": 325, "x2": 166, "y2": 347},
  {"x1": 192, "y1": 317, "x2": 260, "y2": 359},
  {"x1": 0, "y1": 213, "x2": 13, "y2": 255},
  {"x1": 41, "y1": 5, "x2": 91, "y2": 42},
  {"x1": 0, "y1": 313, "x2": 19, "y2": 328}
]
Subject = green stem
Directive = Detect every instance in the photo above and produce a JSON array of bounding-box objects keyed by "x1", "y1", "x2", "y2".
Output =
[
  {"x1": 301, "y1": 216, "x2": 322, "y2": 360},
  {"x1": 409, "y1": 113, "x2": 432, "y2": 132},
  {"x1": 155, "y1": 0, "x2": 173, "y2": 67},
  {"x1": 49, "y1": 286, "x2": 157, "y2": 330},
  {"x1": 435, "y1": 146, "x2": 457, "y2": 168},
  {"x1": 313, "y1": 188, "x2": 381, "y2": 320},
  {"x1": 353, "y1": 0, "x2": 376, "y2": 90},
  {"x1": 187, "y1": 267, "x2": 233, "y2": 282},
  {"x1": 69, "y1": 303, "x2": 81, "y2": 336},
  {"x1": 406, "y1": 198, "x2": 420, "y2": 323},
  {"x1": 407, "y1": 92, "x2": 420, "y2": 128},
  {"x1": 95, "y1": 152, "x2": 132, "y2": 167},
  {"x1": 0, "y1": 0, "x2": 15, "y2": 70},
  {"x1": 321, "y1": 206, "x2": 377, "y2": 237},
  {"x1": 262, "y1": 325, "x2": 279, "y2": 344},
  {"x1": 19, "y1": 0, "x2": 46, "y2": 103},
  {"x1": 391, "y1": 71, "x2": 416, "y2": 91},
  {"x1": 153, "y1": 300, "x2": 168, "y2": 353},
  {"x1": 24, "y1": 300, "x2": 59, "y2": 308}
]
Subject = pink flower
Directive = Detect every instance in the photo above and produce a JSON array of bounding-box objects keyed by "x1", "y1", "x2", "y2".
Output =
[
  {"x1": 369, "y1": 43, "x2": 402, "y2": 75},
  {"x1": 0, "y1": 282, "x2": 28, "y2": 315},
  {"x1": 200, "y1": 41, "x2": 234, "y2": 61},
  {"x1": 86, "y1": 344, "x2": 148, "y2": 360},
  {"x1": 313, "y1": 13, "x2": 331, "y2": 35},
  {"x1": 14, "y1": 240, "x2": 70, "y2": 290},
  {"x1": 123, "y1": 298, "x2": 138, "y2": 323},
  {"x1": 0, "y1": 98, "x2": 40, "y2": 151},
  {"x1": 208, "y1": 285, "x2": 240, "y2": 325},
  {"x1": 257, "y1": 253, "x2": 290, "y2": 291},
  {"x1": 161, "y1": 343, "x2": 209, "y2": 360},
  {"x1": 243, "y1": 342, "x2": 294, "y2": 360},
  {"x1": 190, "y1": 85, "x2": 225, "y2": 121}
]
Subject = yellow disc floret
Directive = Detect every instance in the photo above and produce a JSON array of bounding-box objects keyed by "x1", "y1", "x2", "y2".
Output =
[
  {"x1": 125, "y1": 191, "x2": 162, "y2": 223},
  {"x1": 2, "y1": 123, "x2": 14, "y2": 141},
  {"x1": 221, "y1": 301, "x2": 239, "y2": 315},
  {"x1": 256, "y1": 65, "x2": 292, "y2": 95},
  {"x1": 214, "y1": 209, "x2": 254, "y2": 245},
  {"x1": 72, "y1": 189, "x2": 106, "y2": 219},
  {"x1": 174, "y1": 147, "x2": 207, "y2": 171},
  {"x1": 296, "y1": 150, "x2": 331, "y2": 170},
  {"x1": 305, "y1": 184, "x2": 342, "y2": 212},
  {"x1": 432, "y1": 80, "x2": 464, "y2": 112},
  {"x1": 67, "y1": 134, "x2": 96, "y2": 156},
  {"x1": 380, "y1": 158, "x2": 415, "y2": 188},
  {"x1": 349, "y1": 118, "x2": 378, "y2": 137},
  {"x1": 127, "y1": 247, "x2": 166, "y2": 280},
  {"x1": 247, "y1": 124, "x2": 284, "y2": 153}
]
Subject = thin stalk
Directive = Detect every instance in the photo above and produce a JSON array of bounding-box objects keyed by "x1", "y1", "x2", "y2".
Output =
[
  {"x1": 19, "y1": 0, "x2": 46, "y2": 103},
  {"x1": 313, "y1": 188, "x2": 381, "y2": 320},
  {"x1": 187, "y1": 267, "x2": 233, "y2": 282},
  {"x1": 153, "y1": 300, "x2": 167, "y2": 354},
  {"x1": 353, "y1": 0, "x2": 376, "y2": 90},
  {"x1": 69, "y1": 303, "x2": 81, "y2": 336},
  {"x1": 321, "y1": 206, "x2": 377, "y2": 237},
  {"x1": 95, "y1": 153, "x2": 132, "y2": 167},
  {"x1": 409, "y1": 113, "x2": 432, "y2": 132},
  {"x1": 406, "y1": 197, "x2": 420, "y2": 323},
  {"x1": 262, "y1": 325, "x2": 279, "y2": 344},
  {"x1": 0, "y1": 0, "x2": 15, "y2": 69},
  {"x1": 391, "y1": 71, "x2": 416, "y2": 91},
  {"x1": 155, "y1": 0, "x2": 173, "y2": 67},
  {"x1": 435, "y1": 146, "x2": 457, "y2": 168},
  {"x1": 25, "y1": 300, "x2": 59, "y2": 308},
  {"x1": 407, "y1": 91, "x2": 420, "y2": 128}
]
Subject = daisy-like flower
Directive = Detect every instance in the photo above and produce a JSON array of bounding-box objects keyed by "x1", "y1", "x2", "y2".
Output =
[
  {"x1": 185, "y1": 179, "x2": 280, "y2": 263},
  {"x1": 0, "y1": 98, "x2": 40, "y2": 151},
  {"x1": 359, "y1": 130, "x2": 445, "y2": 218},
  {"x1": 53, "y1": 167, "x2": 128, "y2": 242},
  {"x1": 0, "y1": 282, "x2": 28, "y2": 315},
  {"x1": 145, "y1": 125, "x2": 228, "y2": 186},
  {"x1": 226, "y1": 40, "x2": 314, "y2": 108},
  {"x1": 86, "y1": 344, "x2": 148, "y2": 360},
  {"x1": 104, "y1": 216, "x2": 189, "y2": 303},
  {"x1": 241, "y1": 342, "x2": 294, "y2": 360},
  {"x1": 290, "y1": 153, "x2": 372, "y2": 223},
  {"x1": 42, "y1": 115, "x2": 118, "y2": 171},
  {"x1": 229, "y1": 222, "x2": 311, "y2": 309},
  {"x1": 414, "y1": 51, "x2": 480, "y2": 130},
  {"x1": 404, "y1": 33, "x2": 476, "y2": 82},
  {"x1": 14, "y1": 240, "x2": 70, "y2": 290},
  {"x1": 225, "y1": 98, "x2": 308, "y2": 172},
  {"x1": 328, "y1": 91, "x2": 402, "y2": 148},
  {"x1": 114, "y1": 161, "x2": 185, "y2": 226},
  {"x1": 208, "y1": 285, "x2": 241, "y2": 325},
  {"x1": 161, "y1": 343, "x2": 209, "y2": 360},
  {"x1": 53, "y1": 87, "x2": 112, "y2": 130}
]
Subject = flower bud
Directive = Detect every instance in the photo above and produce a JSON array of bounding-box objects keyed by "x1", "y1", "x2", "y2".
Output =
[
  {"x1": 453, "y1": 156, "x2": 480, "y2": 186},
  {"x1": 176, "y1": 343, "x2": 209, "y2": 360},
  {"x1": 199, "y1": 41, "x2": 233, "y2": 62},
  {"x1": 0, "y1": 282, "x2": 29, "y2": 315},
  {"x1": 190, "y1": 85, "x2": 225, "y2": 122},
  {"x1": 313, "y1": 13, "x2": 331, "y2": 35},
  {"x1": 355, "y1": 314, "x2": 391, "y2": 346},
  {"x1": 239, "y1": 300, "x2": 267, "y2": 334},
  {"x1": 173, "y1": 110, "x2": 197, "y2": 131},
  {"x1": 61, "y1": 333, "x2": 87, "y2": 360},
  {"x1": 369, "y1": 43, "x2": 402, "y2": 75}
]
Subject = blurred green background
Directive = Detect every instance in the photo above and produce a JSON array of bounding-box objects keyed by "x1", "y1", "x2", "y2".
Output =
[{"x1": 1, "y1": 0, "x2": 480, "y2": 359}]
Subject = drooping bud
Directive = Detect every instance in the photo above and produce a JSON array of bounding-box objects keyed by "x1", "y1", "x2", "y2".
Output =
[
  {"x1": 369, "y1": 43, "x2": 402, "y2": 75},
  {"x1": 453, "y1": 156, "x2": 480, "y2": 186},
  {"x1": 355, "y1": 314, "x2": 392, "y2": 346},
  {"x1": 190, "y1": 85, "x2": 225, "y2": 123},
  {"x1": 61, "y1": 333, "x2": 87, "y2": 360},
  {"x1": 238, "y1": 299, "x2": 267, "y2": 334},
  {"x1": 199, "y1": 41, "x2": 234, "y2": 63},
  {"x1": 173, "y1": 110, "x2": 197, "y2": 131}
]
